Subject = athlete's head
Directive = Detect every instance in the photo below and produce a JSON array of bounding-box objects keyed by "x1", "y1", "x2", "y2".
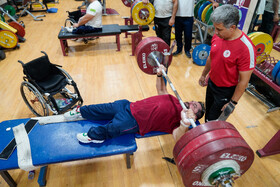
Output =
[{"x1": 184, "y1": 101, "x2": 205, "y2": 120}]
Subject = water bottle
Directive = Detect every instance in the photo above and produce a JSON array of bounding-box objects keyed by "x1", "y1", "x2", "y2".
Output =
[
  {"x1": 56, "y1": 98, "x2": 72, "y2": 109},
  {"x1": 56, "y1": 99, "x2": 63, "y2": 109}
]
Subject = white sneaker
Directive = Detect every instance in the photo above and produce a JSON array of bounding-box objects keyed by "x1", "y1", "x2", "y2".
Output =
[
  {"x1": 63, "y1": 106, "x2": 81, "y2": 120},
  {"x1": 76, "y1": 133, "x2": 105, "y2": 144},
  {"x1": 64, "y1": 26, "x2": 73, "y2": 33}
]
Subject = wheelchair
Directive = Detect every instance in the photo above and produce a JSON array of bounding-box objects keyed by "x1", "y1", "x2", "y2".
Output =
[
  {"x1": 18, "y1": 51, "x2": 83, "y2": 116},
  {"x1": 64, "y1": 9, "x2": 84, "y2": 27}
]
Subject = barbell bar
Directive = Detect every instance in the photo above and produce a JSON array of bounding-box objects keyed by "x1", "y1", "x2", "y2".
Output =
[{"x1": 135, "y1": 37, "x2": 197, "y2": 127}]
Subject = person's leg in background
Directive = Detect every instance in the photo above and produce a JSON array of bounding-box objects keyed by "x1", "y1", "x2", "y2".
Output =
[
  {"x1": 154, "y1": 17, "x2": 162, "y2": 40},
  {"x1": 154, "y1": 17, "x2": 172, "y2": 46},
  {"x1": 173, "y1": 16, "x2": 183, "y2": 55},
  {"x1": 258, "y1": 11, "x2": 275, "y2": 34},
  {"x1": 160, "y1": 18, "x2": 172, "y2": 46},
  {"x1": 183, "y1": 17, "x2": 194, "y2": 58}
]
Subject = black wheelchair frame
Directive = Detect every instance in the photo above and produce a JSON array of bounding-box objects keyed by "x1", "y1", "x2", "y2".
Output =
[{"x1": 18, "y1": 51, "x2": 83, "y2": 116}]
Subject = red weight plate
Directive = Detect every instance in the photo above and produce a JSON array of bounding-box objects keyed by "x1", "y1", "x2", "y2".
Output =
[
  {"x1": 135, "y1": 36, "x2": 172, "y2": 74},
  {"x1": 178, "y1": 138, "x2": 254, "y2": 187},
  {"x1": 255, "y1": 43, "x2": 265, "y2": 56},
  {"x1": 175, "y1": 128, "x2": 242, "y2": 168},
  {"x1": 122, "y1": 0, "x2": 132, "y2": 7},
  {"x1": 173, "y1": 121, "x2": 236, "y2": 159},
  {"x1": 9, "y1": 21, "x2": 25, "y2": 37}
]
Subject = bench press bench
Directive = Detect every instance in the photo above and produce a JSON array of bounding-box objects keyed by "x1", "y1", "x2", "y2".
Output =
[
  {"x1": 58, "y1": 24, "x2": 149, "y2": 56},
  {"x1": 0, "y1": 117, "x2": 199, "y2": 186},
  {"x1": 0, "y1": 118, "x2": 137, "y2": 186}
]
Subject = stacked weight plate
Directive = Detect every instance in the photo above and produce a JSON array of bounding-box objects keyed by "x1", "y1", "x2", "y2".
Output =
[
  {"x1": 248, "y1": 32, "x2": 273, "y2": 64},
  {"x1": 131, "y1": 0, "x2": 155, "y2": 25},
  {"x1": 192, "y1": 44, "x2": 211, "y2": 66},
  {"x1": 173, "y1": 121, "x2": 254, "y2": 186},
  {"x1": 272, "y1": 60, "x2": 280, "y2": 85},
  {"x1": 134, "y1": 37, "x2": 172, "y2": 74},
  {"x1": 194, "y1": 0, "x2": 221, "y2": 25}
]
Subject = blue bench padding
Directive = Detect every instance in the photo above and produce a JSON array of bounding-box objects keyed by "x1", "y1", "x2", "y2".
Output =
[
  {"x1": 135, "y1": 131, "x2": 168, "y2": 138},
  {"x1": 0, "y1": 118, "x2": 137, "y2": 171}
]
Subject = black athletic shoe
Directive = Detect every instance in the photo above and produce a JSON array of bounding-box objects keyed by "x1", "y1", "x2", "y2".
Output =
[
  {"x1": 172, "y1": 50, "x2": 182, "y2": 56},
  {"x1": 185, "y1": 51, "x2": 191, "y2": 58}
]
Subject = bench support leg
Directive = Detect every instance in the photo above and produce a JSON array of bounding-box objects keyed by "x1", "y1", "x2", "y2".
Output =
[
  {"x1": 273, "y1": 43, "x2": 280, "y2": 52},
  {"x1": 125, "y1": 153, "x2": 133, "y2": 169},
  {"x1": 38, "y1": 166, "x2": 48, "y2": 186},
  {"x1": 60, "y1": 39, "x2": 68, "y2": 56},
  {"x1": 124, "y1": 17, "x2": 134, "y2": 38},
  {"x1": 0, "y1": 171, "x2": 17, "y2": 187},
  {"x1": 131, "y1": 31, "x2": 143, "y2": 56},
  {"x1": 271, "y1": 23, "x2": 280, "y2": 43},
  {"x1": 257, "y1": 130, "x2": 280, "y2": 157},
  {"x1": 116, "y1": 34, "x2": 120, "y2": 51}
]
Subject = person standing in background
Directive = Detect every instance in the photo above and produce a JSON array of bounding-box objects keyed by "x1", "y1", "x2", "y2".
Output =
[
  {"x1": 143, "y1": 0, "x2": 178, "y2": 46},
  {"x1": 258, "y1": 0, "x2": 280, "y2": 34},
  {"x1": 198, "y1": 5, "x2": 256, "y2": 122},
  {"x1": 173, "y1": 0, "x2": 219, "y2": 58}
]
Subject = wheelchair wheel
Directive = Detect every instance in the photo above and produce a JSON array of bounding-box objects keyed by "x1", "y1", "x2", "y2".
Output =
[
  {"x1": 20, "y1": 81, "x2": 49, "y2": 116},
  {"x1": 64, "y1": 18, "x2": 76, "y2": 27}
]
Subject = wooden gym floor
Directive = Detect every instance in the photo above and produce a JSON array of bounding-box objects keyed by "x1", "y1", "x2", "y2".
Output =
[{"x1": 0, "y1": 0, "x2": 279, "y2": 186}]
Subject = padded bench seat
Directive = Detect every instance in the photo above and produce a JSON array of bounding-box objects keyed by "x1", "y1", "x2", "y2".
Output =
[
  {"x1": 58, "y1": 24, "x2": 149, "y2": 56},
  {"x1": 135, "y1": 120, "x2": 201, "y2": 138},
  {"x1": 0, "y1": 118, "x2": 137, "y2": 186},
  {"x1": 118, "y1": 25, "x2": 149, "y2": 32},
  {"x1": 58, "y1": 24, "x2": 121, "y2": 39},
  {"x1": 58, "y1": 24, "x2": 122, "y2": 56}
]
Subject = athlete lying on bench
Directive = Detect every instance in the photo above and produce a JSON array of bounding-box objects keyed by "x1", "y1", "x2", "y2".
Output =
[{"x1": 64, "y1": 65, "x2": 205, "y2": 143}]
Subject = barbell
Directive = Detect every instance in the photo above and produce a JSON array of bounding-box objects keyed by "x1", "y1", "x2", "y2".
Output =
[
  {"x1": 122, "y1": 0, "x2": 155, "y2": 26},
  {"x1": 135, "y1": 36, "x2": 197, "y2": 127},
  {"x1": 122, "y1": 0, "x2": 133, "y2": 7},
  {"x1": 134, "y1": 37, "x2": 254, "y2": 186}
]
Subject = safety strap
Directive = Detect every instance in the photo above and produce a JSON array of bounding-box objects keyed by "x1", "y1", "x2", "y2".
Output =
[
  {"x1": 13, "y1": 123, "x2": 37, "y2": 171},
  {"x1": 32, "y1": 114, "x2": 85, "y2": 125},
  {"x1": 0, "y1": 119, "x2": 37, "y2": 160}
]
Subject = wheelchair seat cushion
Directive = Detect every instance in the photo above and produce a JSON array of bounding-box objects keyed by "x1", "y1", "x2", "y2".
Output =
[
  {"x1": 23, "y1": 56, "x2": 55, "y2": 81},
  {"x1": 37, "y1": 74, "x2": 67, "y2": 92}
]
